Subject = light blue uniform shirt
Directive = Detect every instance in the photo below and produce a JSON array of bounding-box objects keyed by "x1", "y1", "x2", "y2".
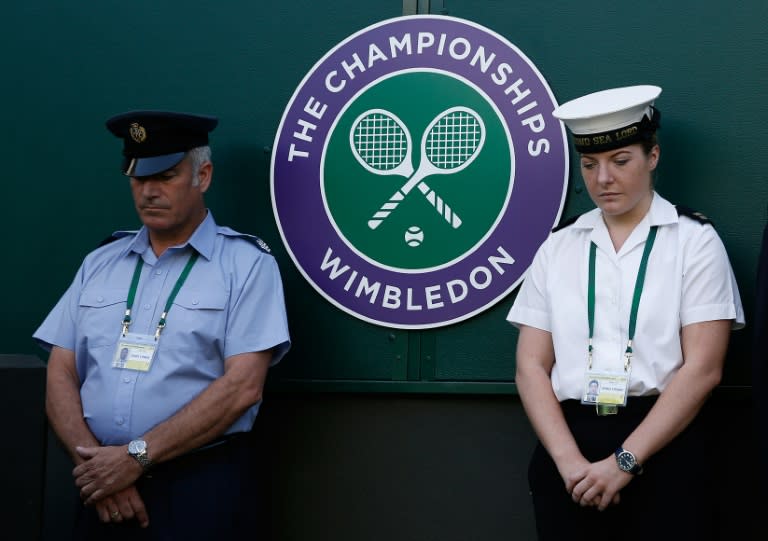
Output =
[{"x1": 34, "y1": 212, "x2": 290, "y2": 445}]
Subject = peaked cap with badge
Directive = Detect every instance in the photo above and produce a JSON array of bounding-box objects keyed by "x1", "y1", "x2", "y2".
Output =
[
  {"x1": 552, "y1": 85, "x2": 661, "y2": 153},
  {"x1": 106, "y1": 110, "x2": 218, "y2": 177}
]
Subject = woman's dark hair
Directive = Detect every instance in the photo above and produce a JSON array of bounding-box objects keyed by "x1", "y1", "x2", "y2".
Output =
[{"x1": 640, "y1": 133, "x2": 658, "y2": 155}]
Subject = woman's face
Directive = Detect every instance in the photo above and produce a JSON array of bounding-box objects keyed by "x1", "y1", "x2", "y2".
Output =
[{"x1": 580, "y1": 143, "x2": 659, "y2": 220}]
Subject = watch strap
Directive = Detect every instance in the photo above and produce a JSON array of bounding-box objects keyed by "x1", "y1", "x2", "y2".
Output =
[
  {"x1": 131, "y1": 452, "x2": 152, "y2": 469},
  {"x1": 128, "y1": 440, "x2": 153, "y2": 470},
  {"x1": 615, "y1": 447, "x2": 643, "y2": 475}
]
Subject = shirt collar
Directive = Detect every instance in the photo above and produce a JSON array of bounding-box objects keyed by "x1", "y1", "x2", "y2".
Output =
[
  {"x1": 571, "y1": 191, "x2": 678, "y2": 230},
  {"x1": 122, "y1": 210, "x2": 217, "y2": 261}
]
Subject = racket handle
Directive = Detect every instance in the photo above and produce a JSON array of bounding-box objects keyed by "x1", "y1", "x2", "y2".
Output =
[
  {"x1": 418, "y1": 182, "x2": 462, "y2": 228},
  {"x1": 367, "y1": 178, "x2": 463, "y2": 230},
  {"x1": 368, "y1": 191, "x2": 406, "y2": 230}
]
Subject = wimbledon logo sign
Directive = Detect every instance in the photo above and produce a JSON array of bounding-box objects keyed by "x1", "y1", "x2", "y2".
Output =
[{"x1": 271, "y1": 15, "x2": 568, "y2": 329}]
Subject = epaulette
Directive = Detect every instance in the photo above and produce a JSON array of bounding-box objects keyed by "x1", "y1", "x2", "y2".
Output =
[
  {"x1": 249, "y1": 236, "x2": 273, "y2": 254},
  {"x1": 219, "y1": 228, "x2": 272, "y2": 254},
  {"x1": 676, "y1": 205, "x2": 713, "y2": 226},
  {"x1": 551, "y1": 213, "x2": 583, "y2": 233},
  {"x1": 97, "y1": 231, "x2": 137, "y2": 247}
]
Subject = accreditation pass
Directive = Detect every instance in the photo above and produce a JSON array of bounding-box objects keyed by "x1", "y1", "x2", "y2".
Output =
[{"x1": 112, "y1": 333, "x2": 158, "y2": 372}]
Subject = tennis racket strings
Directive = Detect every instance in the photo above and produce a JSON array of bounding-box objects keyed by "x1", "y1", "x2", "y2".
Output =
[
  {"x1": 350, "y1": 106, "x2": 485, "y2": 230},
  {"x1": 352, "y1": 111, "x2": 412, "y2": 174}
]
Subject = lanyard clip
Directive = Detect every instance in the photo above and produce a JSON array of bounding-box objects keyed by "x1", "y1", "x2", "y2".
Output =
[
  {"x1": 624, "y1": 339, "x2": 633, "y2": 372},
  {"x1": 122, "y1": 310, "x2": 132, "y2": 336},
  {"x1": 154, "y1": 312, "x2": 167, "y2": 341}
]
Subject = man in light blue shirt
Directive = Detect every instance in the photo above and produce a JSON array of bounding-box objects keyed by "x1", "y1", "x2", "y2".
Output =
[{"x1": 34, "y1": 110, "x2": 290, "y2": 539}]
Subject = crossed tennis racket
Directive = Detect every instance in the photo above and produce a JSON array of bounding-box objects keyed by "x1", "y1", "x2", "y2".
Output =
[{"x1": 349, "y1": 106, "x2": 486, "y2": 230}]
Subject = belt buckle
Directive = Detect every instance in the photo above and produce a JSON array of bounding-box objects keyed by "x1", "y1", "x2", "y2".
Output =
[{"x1": 596, "y1": 404, "x2": 618, "y2": 416}]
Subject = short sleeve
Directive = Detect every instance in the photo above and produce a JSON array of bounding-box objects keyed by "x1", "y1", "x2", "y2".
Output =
[
  {"x1": 680, "y1": 224, "x2": 745, "y2": 329},
  {"x1": 507, "y1": 240, "x2": 552, "y2": 331},
  {"x1": 223, "y1": 252, "x2": 291, "y2": 364},
  {"x1": 32, "y1": 268, "x2": 84, "y2": 353}
]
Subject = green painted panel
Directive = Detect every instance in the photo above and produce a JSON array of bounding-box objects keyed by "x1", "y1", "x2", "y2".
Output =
[
  {"x1": 3, "y1": 0, "x2": 764, "y2": 392},
  {"x1": 424, "y1": 0, "x2": 768, "y2": 387}
]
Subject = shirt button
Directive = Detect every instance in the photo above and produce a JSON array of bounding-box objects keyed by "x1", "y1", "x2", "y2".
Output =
[
  {"x1": 97, "y1": 296, "x2": 104, "y2": 303},
  {"x1": 192, "y1": 300, "x2": 199, "y2": 305},
  {"x1": 144, "y1": 304, "x2": 151, "y2": 310},
  {"x1": 155, "y1": 270, "x2": 163, "y2": 276},
  {"x1": 115, "y1": 417, "x2": 125, "y2": 426},
  {"x1": 123, "y1": 377, "x2": 131, "y2": 383}
]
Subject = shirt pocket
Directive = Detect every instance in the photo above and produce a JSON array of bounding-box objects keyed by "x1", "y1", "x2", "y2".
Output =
[
  {"x1": 78, "y1": 287, "x2": 128, "y2": 348},
  {"x1": 162, "y1": 287, "x2": 228, "y2": 357}
]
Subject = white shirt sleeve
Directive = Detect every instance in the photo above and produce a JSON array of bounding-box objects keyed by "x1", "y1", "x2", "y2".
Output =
[
  {"x1": 679, "y1": 221, "x2": 745, "y2": 329},
  {"x1": 507, "y1": 236, "x2": 553, "y2": 332}
]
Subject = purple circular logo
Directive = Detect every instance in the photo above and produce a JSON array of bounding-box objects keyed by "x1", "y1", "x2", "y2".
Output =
[{"x1": 271, "y1": 15, "x2": 568, "y2": 329}]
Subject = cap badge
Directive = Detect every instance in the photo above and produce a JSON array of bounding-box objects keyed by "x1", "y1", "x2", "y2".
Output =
[{"x1": 129, "y1": 123, "x2": 147, "y2": 143}]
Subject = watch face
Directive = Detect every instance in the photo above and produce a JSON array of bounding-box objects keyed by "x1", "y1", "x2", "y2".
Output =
[
  {"x1": 617, "y1": 451, "x2": 636, "y2": 471},
  {"x1": 129, "y1": 440, "x2": 147, "y2": 455}
]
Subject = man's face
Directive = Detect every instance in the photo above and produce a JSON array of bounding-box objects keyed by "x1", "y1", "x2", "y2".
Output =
[{"x1": 129, "y1": 155, "x2": 211, "y2": 236}]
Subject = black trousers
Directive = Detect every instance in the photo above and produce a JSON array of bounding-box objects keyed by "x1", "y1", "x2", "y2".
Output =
[
  {"x1": 528, "y1": 397, "x2": 719, "y2": 541},
  {"x1": 72, "y1": 432, "x2": 263, "y2": 541}
]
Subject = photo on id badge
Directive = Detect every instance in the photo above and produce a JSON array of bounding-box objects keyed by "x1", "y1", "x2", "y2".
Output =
[
  {"x1": 581, "y1": 372, "x2": 629, "y2": 406},
  {"x1": 584, "y1": 379, "x2": 600, "y2": 403}
]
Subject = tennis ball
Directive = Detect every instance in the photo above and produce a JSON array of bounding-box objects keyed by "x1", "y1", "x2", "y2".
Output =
[{"x1": 405, "y1": 226, "x2": 424, "y2": 247}]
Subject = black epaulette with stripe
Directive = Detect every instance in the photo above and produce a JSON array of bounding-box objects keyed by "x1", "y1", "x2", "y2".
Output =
[
  {"x1": 676, "y1": 205, "x2": 713, "y2": 226},
  {"x1": 551, "y1": 213, "x2": 583, "y2": 233},
  {"x1": 245, "y1": 235, "x2": 272, "y2": 254},
  {"x1": 219, "y1": 229, "x2": 273, "y2": 254}
]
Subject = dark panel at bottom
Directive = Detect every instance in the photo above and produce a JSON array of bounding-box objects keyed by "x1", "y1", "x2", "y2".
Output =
[
  {"x1": 40, "y1": 389, "x2": 757, "y2": 540},
  {"x1": 255, "y1": 394, "x2": 539, "y2": 541},
  {"x1": 0, "y1": 355, "x2": 47, "y2": 541}
]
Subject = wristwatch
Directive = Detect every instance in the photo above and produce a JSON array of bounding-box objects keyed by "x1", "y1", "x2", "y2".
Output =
[
  {"x1": 127, "y1": 439, "x2": 153, "y2": 470},
  {"x1": 615, "y1": 447, "x2": 643, "y2": 475}
]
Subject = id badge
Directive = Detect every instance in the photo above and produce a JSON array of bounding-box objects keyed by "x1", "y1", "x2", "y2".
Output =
[
  {"x1": 112, "y1": 333, "x2": 158, "y2": 372},
  {"x1": 581, "y1": 370, "x2": 630, "y2": 407}
]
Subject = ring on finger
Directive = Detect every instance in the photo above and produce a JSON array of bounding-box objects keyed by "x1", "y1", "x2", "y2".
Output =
[{"x1": 111, "y1": 511, "x2": 121, "y2": 520}]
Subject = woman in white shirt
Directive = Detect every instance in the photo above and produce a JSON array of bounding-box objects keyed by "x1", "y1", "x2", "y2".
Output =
[{"x1": 507, "y1": 85, "x2": 744, "y2": 541}]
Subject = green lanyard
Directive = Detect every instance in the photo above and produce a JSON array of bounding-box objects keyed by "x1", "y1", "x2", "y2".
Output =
[
  {"x1": 587, "y1": 226, "x2": 658, "y2": 372},
  {"x1": 121, "y1": 252, "x2": 200, "y2": 340}
]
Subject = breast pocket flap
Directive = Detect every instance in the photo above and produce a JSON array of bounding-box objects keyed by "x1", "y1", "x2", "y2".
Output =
[
  {"x1": 173, "y1": 288, "x2": 227, "y2": 311},
  {"x1": 79, "y1": 288, "x2": 128, "y2": 308}
]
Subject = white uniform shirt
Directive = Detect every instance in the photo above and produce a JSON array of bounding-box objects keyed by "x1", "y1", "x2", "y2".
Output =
[{"x1": 507, "y1": 192, "x2": 744, "y2": 401}]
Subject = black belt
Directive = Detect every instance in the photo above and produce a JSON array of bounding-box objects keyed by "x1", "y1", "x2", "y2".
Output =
[
  {"x1": 560, "y1": 395, "x2": 658, "y2": 417},
  {"x1": 144, "y1": 432, "x2": 249, "y2": 478},
  {"x1": 186, "y1": 431, "x2": 247, "y2": 457}
]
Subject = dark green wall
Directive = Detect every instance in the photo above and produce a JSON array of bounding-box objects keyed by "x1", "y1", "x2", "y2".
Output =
[
  {"x1": 5, "y1": 1, "x2": 765, "y2": 390},
  {"x1": 2, "y1": 1, "x2": 764, "y2": 539}
]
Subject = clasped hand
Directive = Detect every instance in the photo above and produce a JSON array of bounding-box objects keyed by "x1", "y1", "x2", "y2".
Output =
[
  {"x1": 563, "y1": 455, "x2": 632, "y2": 511},
  {"x1": 73, "y1": 445, "x2": 149, "y2": 527}
]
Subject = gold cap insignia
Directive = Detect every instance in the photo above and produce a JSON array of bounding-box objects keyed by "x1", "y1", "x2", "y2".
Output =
[{"x1": 129, "y1": 123, "x2": 147, "y2": 143}]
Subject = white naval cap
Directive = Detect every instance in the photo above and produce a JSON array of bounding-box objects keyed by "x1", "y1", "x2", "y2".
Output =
[{"x1": 552, "y1": 85, "x2": 662, "y2": 153}]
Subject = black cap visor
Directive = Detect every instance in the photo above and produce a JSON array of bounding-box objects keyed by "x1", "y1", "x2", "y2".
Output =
[{"x1": 123, "y1": 152, "x2": 186, "y2": 177}]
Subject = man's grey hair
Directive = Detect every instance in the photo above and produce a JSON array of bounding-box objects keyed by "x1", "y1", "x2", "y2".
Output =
[{"x1": 187, "y1": 146, "x2": 212, "y2": 186}]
